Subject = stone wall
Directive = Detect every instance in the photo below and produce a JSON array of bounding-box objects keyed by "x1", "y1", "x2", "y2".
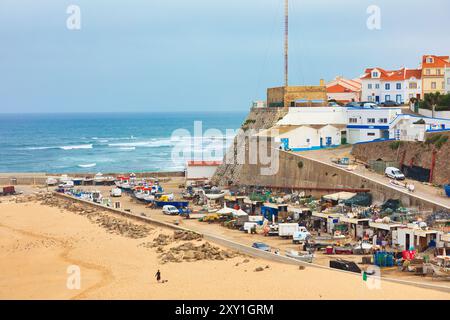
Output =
[
  {"x1": 212, "y1": 107, "x2": 288, "y2": 185},
  {"x1": 267, "y1": 85, "x2": 328, "y2": 108},
  {"x1": 351, "y1": 131, "x2": 450, "y2": 185}
]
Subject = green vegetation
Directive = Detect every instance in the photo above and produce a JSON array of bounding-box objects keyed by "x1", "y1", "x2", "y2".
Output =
[
  {"x1": 425, "y1": 134, "x2": 448, "y2": 149},
  {"x1": 419, "y1": 93, "x2": 450, "y2": 111},
  {"x1": 242, "y1": 119, "x2": 256, "y2": 126},
  {"x1": 389, "y1": 141, "x2": 403, "y2": 150}
]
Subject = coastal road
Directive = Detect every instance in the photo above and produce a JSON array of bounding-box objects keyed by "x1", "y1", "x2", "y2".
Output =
[{"x1": 296, "y1": 146, "x2": 450, "y2": 210}]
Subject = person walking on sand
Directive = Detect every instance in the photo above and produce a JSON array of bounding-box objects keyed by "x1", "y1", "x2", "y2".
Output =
[{"x1": 155, "y1": 270, "x2": 161, "y2": 283}]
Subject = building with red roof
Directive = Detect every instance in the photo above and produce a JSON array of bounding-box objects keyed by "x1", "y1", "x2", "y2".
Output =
[
  {"x1": 361, "y1": 67, "x2": 422, "y2": 104},
  {"x1": 326, "y1": 76, "x2": 362, "y2": 103},
  {"x1": 421, "y1": 55, "x2": 449, "y2": 96}
]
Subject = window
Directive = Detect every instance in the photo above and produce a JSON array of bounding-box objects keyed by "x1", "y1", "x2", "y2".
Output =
[
  {"x1": 367, "y1": 133, "x2": 376, "y2": 136},
  {"x1": 367, "y1": 118, "x2": 375, "y2": 123},
  {"x1": 372, "y1": 71, "x2": 379, "y2": 78},
  {"x1": 437, "y1": 69, "x2": 441, "y2": 75},
  {"x1": 306, "y1": 138, "x2": 310, "y2": 143},
  {"x1": 368, "y1": 84, "x2": 372, "y2": 89},
  {"x1": 431, "y1": 82, "x2": 436, "y2": 89},
  {"x1": 385, "y1": 95, "x2": 391, "y2": 101},
  {"x1": 396, "y1": 83, "x2": 401, "y2": 90},
  {"x1": 349, "y1": 118, "x2": 358, "y2": 123},
  {"x1": 379, "y1": 118, "x2": 388, "y2": 123},
  {"x1": 409, "y1": 82, "x2": 417, "y2": 89},
  {"x1": 409, "y1": 93, "x2": 414, "y2": 99},
  {"x1": 427, "y1": 57, "x2": 433, "y2": 63},
  {"x1": 447, "y1": 78, "x2": 450, "y2": 85},
  {"x1": 385, "y1": 83, "x2": 390, "y2": 90},
  {"x1": 375, "y1": 84, "x2": 380, "y2": 89},
  {"x1": 426, "y1": 69, "x2": 430, "y2": 75}
]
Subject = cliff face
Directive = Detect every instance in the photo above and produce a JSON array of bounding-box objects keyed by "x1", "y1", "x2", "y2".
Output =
[
  {"x1": 211, "y1": 107, "x2": 288, "y2": 186},
  {"x1": 351, "y1": 131, "x2": 450, "y2": 185}
]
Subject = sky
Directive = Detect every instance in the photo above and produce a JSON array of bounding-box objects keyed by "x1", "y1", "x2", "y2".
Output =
[{"x1": 0, "y1": 0, "x2": 449, "y2": 113}]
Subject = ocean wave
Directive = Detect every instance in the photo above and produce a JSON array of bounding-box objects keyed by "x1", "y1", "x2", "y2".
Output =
[
  {"x1": 25, "y1": 146, "x2": 55, "y2": 150},
  {"x1": 118, "y1": 147, "x2": 136, "y2": 151},
  {"x1": 108, "y1": 140, "x2": 172, "y2": 148},
  {"x1": 78, "y1": 163, "x2": 97, "y2": 168},
  {"x1": 93, "y1": 136, "x2": 137, "y2": 141},
  {"x1": 60, "y1": 144, "x2": 93, "y2": 150}
]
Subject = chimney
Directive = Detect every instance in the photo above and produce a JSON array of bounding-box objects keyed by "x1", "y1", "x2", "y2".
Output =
[{"x1": 320, "y1": 79, "x2": 325, "y2": 86}]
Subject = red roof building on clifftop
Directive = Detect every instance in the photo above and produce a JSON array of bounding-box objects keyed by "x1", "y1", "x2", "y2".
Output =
[
  {"x1": 421, "y1": 54, "x2": 449, "y2": 95},
  {"x1": 326, "y1": 77, "x2": 362, "y2": 103}
]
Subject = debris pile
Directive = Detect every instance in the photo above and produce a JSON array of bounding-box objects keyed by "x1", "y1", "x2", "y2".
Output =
[
  {"x1": 173, "y1": 230, "x2": 202, "y2": 241},
  {"x1": 96, "y1": 215, "x2": 151, "y2": 239}
]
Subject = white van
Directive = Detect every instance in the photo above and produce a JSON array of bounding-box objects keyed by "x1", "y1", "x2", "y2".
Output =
[{"x1": 385, "y1": 167, "x2": 405, "y2": 180}]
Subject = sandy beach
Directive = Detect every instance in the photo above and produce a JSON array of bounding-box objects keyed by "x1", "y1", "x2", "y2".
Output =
[{"x1": 0, "y1": 194, "x2": 448, "y2": 300}]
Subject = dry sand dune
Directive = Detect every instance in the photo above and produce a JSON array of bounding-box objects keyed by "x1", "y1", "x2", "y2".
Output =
[{"x1": 0, "y1": 199, "x2": 448, "y2": 300}]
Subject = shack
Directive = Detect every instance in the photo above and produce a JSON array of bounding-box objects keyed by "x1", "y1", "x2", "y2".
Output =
[
  {"x1": 396, "y1": 227, "x2": 439, "y2": 252},
  {"x1": 312, "y1": 212, "x2": 341, "y2": 234},
  {"x1": 339, "y1": 216, "x2": 370, "y2": 239},
  {"x1": 369, "y1": 221, "x2": 403, "y2": 246},
  {"x1": 261, "y1": 203, "x2": 288, "y2": 222}
]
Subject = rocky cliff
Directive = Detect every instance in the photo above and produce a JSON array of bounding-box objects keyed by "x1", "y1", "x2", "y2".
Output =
[{"x1": 211, "y1": 107, "x2": 288, "y2": 186}]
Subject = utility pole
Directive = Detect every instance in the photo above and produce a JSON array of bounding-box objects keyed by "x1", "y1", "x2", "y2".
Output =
[{"x1": 284, "y1": 0, "x2": 289, "y2": 88}]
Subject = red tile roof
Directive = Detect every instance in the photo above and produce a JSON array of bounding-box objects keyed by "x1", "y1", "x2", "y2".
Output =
[
  {"x1": 422, "y1": 55, "x2": 449, "y2": 68},
  {"x1": 405, "y1": 69, "x2": 422, "y2": 79},
  {"x1": 362, "y1": 67, "x2": 422, "y2": 81}
]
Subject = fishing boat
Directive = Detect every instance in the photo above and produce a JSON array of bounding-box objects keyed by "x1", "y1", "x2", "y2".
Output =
[
  {"x1": 46, "y1": 177, "x2": 58, "y2": 186},
  {"x1": 285, "y1": 249, "x2": 314, "y2": 263},
  {"x1": 93, "y1": 172, "x2": 105, "y2": 184}
]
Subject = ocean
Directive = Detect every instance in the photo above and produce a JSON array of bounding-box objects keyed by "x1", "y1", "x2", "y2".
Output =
[{"x1": 0, "y1": 112, "x2": 246, "y2": 173}]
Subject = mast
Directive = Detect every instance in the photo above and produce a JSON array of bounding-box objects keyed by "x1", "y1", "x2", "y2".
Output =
[{"x1": 284, "y1": 0, "x2": 289, "y2": 87}]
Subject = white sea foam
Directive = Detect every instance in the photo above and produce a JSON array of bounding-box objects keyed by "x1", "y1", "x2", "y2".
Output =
[
  {"x1": 60, "y1": 144, "x2": 93, "y2": 150},
  {"x1": 26, "y1": 146, "x2": 55, "y2": 150},
  {"x1": 78, "y1": 163, "x2": 97, "y2": 168},
  {"x1": 118, "y1": 147, "x2": 136, "y2": 151}
]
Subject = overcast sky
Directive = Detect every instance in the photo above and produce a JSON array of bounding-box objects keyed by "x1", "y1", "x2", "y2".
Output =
[{"x1": 0, "y1": 0, "x2": 449, "y2": 113}]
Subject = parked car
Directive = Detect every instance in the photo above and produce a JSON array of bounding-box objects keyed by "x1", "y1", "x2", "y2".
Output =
[
  {"x1": 381, "y1": 100, "x2": 400, "y2": 107},
  {"x1": 344, "y1": 102, "x2": 360, "y2": 108},
  {"x1": 162, "y1": 205, "x2": 179, "y2": 215},
  {"x1": 358, "y1": 101, "x2": 378, "y2": 108},
  {"x1": 110, "y1": 187, "x2": 122, "y2": 197},
  {"x1": 385, "y1": 167, "x2": 405, "y2": 180},
  {"x1": 252, "y1": 242, "x2": 271, "y2": 252}
]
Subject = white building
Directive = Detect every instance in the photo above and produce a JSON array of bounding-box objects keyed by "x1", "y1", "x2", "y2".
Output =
[
  {"x1": 389, "y1": 114, "x2": 450, "y2": 141},
  {"x1": 185, "y1": 161, "x2": 222, "y2": 185},
  {"x1": 361, "y1": 67, "x2": 422, "y2": 104},
  {"x1": 257, "y1": 106, "x2": 347, "y2": 151},
  {"x1": 346, "y1": 107, "x2": 402, "y2": 144}
]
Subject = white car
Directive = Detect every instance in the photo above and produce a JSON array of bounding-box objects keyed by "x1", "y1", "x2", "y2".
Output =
[
  {"x1": 110, "y1": 188, "x2": 122, "y2": 197},
  {"x1": 162, "y1": 205, "x2": 179, "y2": 215},
  {"x1": 385, "y1": 167, "x2": 405, "y2": 180}
]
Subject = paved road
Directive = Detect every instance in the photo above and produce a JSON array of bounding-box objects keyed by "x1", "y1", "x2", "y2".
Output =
[{"x1": 296, "y1": 146, "x2": 450, "y2": 210}]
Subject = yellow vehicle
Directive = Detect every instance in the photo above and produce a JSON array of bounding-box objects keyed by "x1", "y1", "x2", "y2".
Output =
[{"x1": 202, "y1": 213, "x2": 219, "y2": 223}]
